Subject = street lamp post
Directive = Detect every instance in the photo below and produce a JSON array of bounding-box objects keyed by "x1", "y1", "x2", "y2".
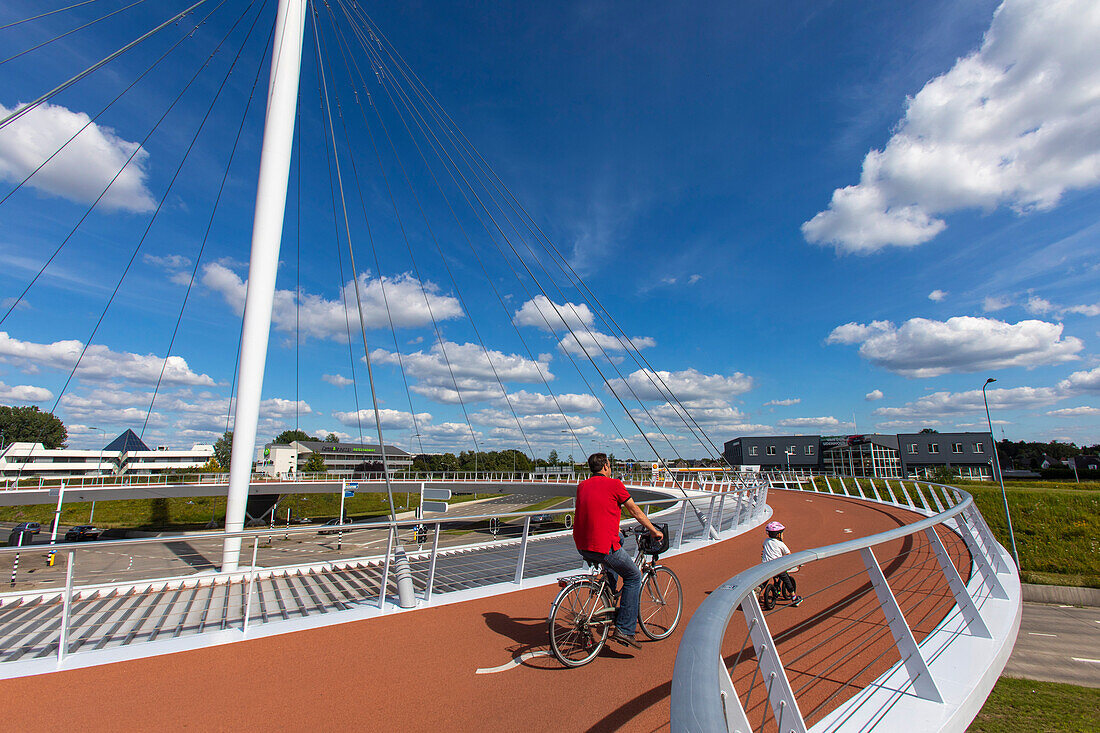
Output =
[{"x1": 983, "y1": 378, "x2": 1020, "y2": 568}]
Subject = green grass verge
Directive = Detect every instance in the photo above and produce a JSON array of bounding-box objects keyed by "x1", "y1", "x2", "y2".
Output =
[
  {"x1": 809, "y1": 477, "x2": 1100, "y2": 588},
  {"x1": 969, "y1": 677, "x2": 1100, "y2": 732}
]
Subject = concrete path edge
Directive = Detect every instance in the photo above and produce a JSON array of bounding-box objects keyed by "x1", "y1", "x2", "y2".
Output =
[{"x1": 1021, "y1": 583, "x2": 1100, "y2": 607}]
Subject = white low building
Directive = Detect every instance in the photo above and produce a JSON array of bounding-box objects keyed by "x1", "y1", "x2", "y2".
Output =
[
  {"x1": 254, "y1": 440, "x2": 414, "y2": 478},
  {"x1": 0, "y1": 429, "x2": 214, "y2": 484}
]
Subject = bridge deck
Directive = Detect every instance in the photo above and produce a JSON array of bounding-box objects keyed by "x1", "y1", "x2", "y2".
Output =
[{"x1": 0, "y1": 490, "x2": 967, "y2": 731}]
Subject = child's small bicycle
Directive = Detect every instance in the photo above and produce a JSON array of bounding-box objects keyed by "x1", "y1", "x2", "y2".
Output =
[{"x1": 758, "y1": 572, "x2": 799, "y2": 610}]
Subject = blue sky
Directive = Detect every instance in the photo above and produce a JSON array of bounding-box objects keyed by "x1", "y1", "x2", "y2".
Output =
[{"x1": 0, "y1": 0, "x2": 1097, "y2": 458}]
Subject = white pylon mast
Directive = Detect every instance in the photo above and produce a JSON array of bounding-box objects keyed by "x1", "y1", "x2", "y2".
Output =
[{"x1": 222, "y1": 0, "x2": 307, "y2": 572}]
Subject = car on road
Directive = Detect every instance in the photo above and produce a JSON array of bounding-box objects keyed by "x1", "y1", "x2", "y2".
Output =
[
  {"x1": 318, "y1": 518, "x2": 347, "y2": 535},
  {"x1": 64, "y1": 525, "x2": 101, "y2": 542},
  {"x1": 12, "y1": 522, "x2": 41, "y2": 534}
]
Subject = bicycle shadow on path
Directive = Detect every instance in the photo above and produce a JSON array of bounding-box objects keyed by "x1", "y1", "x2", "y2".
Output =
[{"x1": 481, "y1": 611, "x2": 633, "y2": 670}]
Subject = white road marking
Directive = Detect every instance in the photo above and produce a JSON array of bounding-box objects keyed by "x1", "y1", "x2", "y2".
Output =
[
  {"x1": 843, "y1": 528, "x2": 853, "y2": 534},
  {"x1": 1028, "y1": 632, "x2": 1057, "y2": 637},
  {"x1": 475, "y1": 650, "x2": 550, "y2": 674},
  {"x1": 835, "y1": 510, "x2": 844, "y2": 513},
  {"x1": 1071, "y1": 657, "x2": 1100, "y2": 664}
]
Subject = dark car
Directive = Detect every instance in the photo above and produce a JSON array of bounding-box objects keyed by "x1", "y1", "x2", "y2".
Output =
[
  {"x1": 318, "y1": 518, "x2": 347, "y2": 535},
  {"x1": 12, "y1": 522, "x2": 41, "y2": 534},
  {"x1": 64, "y1": 525, "x2": 100, "y2": 542}
]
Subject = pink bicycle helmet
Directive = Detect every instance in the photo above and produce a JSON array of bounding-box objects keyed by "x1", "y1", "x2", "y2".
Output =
[{"x1": 765, "y1": 521, "x2": 785, "y2": 532}]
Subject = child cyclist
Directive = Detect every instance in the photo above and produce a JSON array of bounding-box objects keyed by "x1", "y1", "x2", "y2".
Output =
[{"x1": 761, "y1": 521, "x2": 803, "y2": 607}]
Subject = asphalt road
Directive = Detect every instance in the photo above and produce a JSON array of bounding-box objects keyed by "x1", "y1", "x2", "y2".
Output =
[{"x1": 1004, "y1": 602, "x2": 1100, "y2": 688}]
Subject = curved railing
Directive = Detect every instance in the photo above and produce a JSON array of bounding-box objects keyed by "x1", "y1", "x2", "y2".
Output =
[
  {"x1": 0, "y1": 479, "x2": 770, "y2": 676},
  {"x1": 671, "y1": 476, "x2": 1020, "y2": 733}
]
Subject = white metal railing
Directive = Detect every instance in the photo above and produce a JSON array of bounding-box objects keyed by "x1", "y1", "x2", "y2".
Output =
[
  {"x1": 0, "y1": 479, "x2": 770, "y2": 671},
  {"x1": 670, "y1": 476, "x2": 1020, "y2": 732}
]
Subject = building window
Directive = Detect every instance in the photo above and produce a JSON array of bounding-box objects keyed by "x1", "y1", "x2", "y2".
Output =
[
  {"x1": 805, "y1": 445, "x2": 814, "y2": 456},
  {"x1": 928, "y1": 443, "x2": 939, "y2": 454},
  {"x1": 974, "y1": 442, "x2": 984, "y2": 453},
  {"x1": 952, "y1": 442, "x2": 963, "y2": 453},
  {"x1": 749, "y1": 446, "x2": 758, "y2": 456},
  {"x1": 788, "y1": 446, "x2": 796, "y2": 455},
  {"x1": 908, "y1": 443, "x2": 918, "y2": 454},
  {"x1": 766, "y1": 446, "x2": 776, "y2": 456}
]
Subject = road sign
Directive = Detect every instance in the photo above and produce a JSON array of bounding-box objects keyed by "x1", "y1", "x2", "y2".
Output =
[
  {"x1": 422, "y1": 488, "x2": 451, "y2": 501},
  {"x1": 346, "y1": 483, "x2": 359, "y2": 490},
  {"x1": 421, "y1": 500, "x2": 449, "y2": 513},
  {"x1": 343, "y1": 490, "x2": 355, "y2": 498},
  {"x1": 488, "y1": 517, "x2": 500, "y2": 535}
]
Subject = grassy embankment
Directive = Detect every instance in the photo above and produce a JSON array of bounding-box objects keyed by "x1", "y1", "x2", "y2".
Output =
[
  {"x1": 814, "y1": 477, "x2": 1100, "y2": 588},
  {"x1": 0, "y1": 490, "x2": 493, "y2": 532},
  {"x1": 969, "y1": 677, "x2": 1100, "y2": 732}
]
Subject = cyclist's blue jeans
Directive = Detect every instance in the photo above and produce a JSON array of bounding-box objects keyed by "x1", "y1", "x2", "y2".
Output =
[{"x1": 581, "y1": 547, "x2": 642, "y2": 637}]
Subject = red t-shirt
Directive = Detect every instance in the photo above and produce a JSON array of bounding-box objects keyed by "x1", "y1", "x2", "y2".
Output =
[{"x1": 573, "y1": 475, "x2": 631, "y2": 553}]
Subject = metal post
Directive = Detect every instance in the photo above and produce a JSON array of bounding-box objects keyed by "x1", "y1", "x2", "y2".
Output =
[
  {"x1": 740, "y1": 593, "x2": 808, "y2": 733},
  {"x1": 243, "y1": 537, "x2": 259, "y2": 633},
  {"x1": 58, "y1": 551, "x2": 76, "y2": 663},
  {"x1": 953, "y1": 512, "x2": 1008, "y2": 599},
  {"x1": 89, "y1": 500, "x2": 96, "y2": 524},
  {"x1": 860, "y1": 547, "x2": 942, "y2": 702},
  {"x1": 424, "y1": 523, "x2": 441, "y2": 603},
  {"x1": 715, "y1": 493, "x2": 727, "y2": 535},
  {"x1": 983, "y1": 378, "x2": 1019, "y2": 568},
  {"x1": 378, "y1": 525, "x2": 394, "y2": 609},
  {"x1": 676, "y1": 499, "x2": 689, "y2": 549},
  {"x1": 514, "y1": 516, "x2": 532, "y2": 584},
  {"x1": 924, "y1": 527, "x2": 990, "y2": 638},
  {"x1": 337, "y1": 479, "x2": 346, "y2": 550},
  {"x1": 222, "y1": 0, "x2": 308, "y2": 572},
  {"x1": 927, "y1": 484, "x2": 946, "y2": 513},
  {"x1": 9, "y1": 531, "x2": 23, "y2": 587},
  {"x1": 47, "y1": 481, "x2": 66, "y2": 566}
]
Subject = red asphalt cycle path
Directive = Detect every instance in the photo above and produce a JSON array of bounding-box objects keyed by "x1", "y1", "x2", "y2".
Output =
[{"x1": 0, "y1": 489, "x2": 969, "y2": 731}]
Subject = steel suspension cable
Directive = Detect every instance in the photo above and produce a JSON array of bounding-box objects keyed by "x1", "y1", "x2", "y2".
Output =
[
  {"x1": 0, "y1": 0, "x2": 232, "y2": 327},
  {"x1": 0, "y1": 1, "x2": 99, "y2": 31},
  {"x1": 141, "y1": 0, "x2": 273, "y2": 438},
  {"x1": 1, "y1": 0, "x2": 149, "y2": 66},
  {"x1": 321, "y1": 7, "x2": 537, "y2": 461},
  {"x1": 0, "y1": 0, "x2": 211, "y2": 131}
]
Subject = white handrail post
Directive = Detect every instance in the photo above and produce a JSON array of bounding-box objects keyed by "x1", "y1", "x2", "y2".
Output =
[
  {"x1": 954, "y1": 512, "x2": 1008, "y2": 599},
  {"x1": 867, "y1": 478, "x2": 884, "y2": 503},
  {"x1": 424, "y1": 523, "x2": 441, "y2": 603},
  {"x1": 242, "y1": 536, "x2": 259, "y2": 633},
  {"x1": 923, "y1": 527, "x2": 991, "y2": 638},
  {"x1": 514, "y1": 516, "x2": 532, "y2": 584},
  {"x1": 57, "y1": 551, "x2": 75, "y2": 664},
  {"x1": 715, "y1": 492, "x2": 727, "y2": 535},
  {"x1": 883, "y1": 480, "x2": 901, "y2": 505},
  {"x1": 897, "y1": 480, "x2": 915, "y2": 508},
  {"x1": 675, "y1": 499, "x2": 689, "y2": 549},
  {"x1": 378, "y1": 524, "x2": 394, "y2": 609},
  {"x1": 927, "y1": 483, "x2": 946, "y2": 513},
  {"x1": 860, "y1": 547, "x2": 942, "y2": 702},
  {"x1": 966, "y1": 505, "x2": 1010, "y2": 573},
  {"x1": 221, "y1": 0, "x2": 308, "y2": 573},
  {"x1": 740, "y1": 593, "x2": 808, "y2": 733},
  {"x1": 735, "y1": 491, "x2": 745, "y2": 527},
  {"x1": 704, "y1": 495, "x2": 716, "y2": 540},
  {"x1": 718, "y1": 650, "x2": 753, "y2": 732},
  {"x1": 837, "y1": 475, "x2": 851, "y2": 497}
]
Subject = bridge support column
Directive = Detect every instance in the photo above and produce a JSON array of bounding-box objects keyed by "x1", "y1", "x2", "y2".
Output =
[{"x1": 222, "y1": 0, "x2": 307, "y2": 572}]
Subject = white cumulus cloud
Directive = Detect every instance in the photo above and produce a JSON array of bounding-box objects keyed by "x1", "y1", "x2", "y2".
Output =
[
  {"x1": 0, "y1": 331, "x2": 215, "y2": 386},
  {"x1": 202, "y1": 264, "x2": 462, "y2": 341},
  {"x1": 865, "y1": 389, "x2": 884, "y2": 401},
  {"x1": 322, "y1": 374, "x2": 353, "y2": 388},
  {"x1": 0, "y1": 102, "x2": 155, "y2": 212},
  {"x1": 1059, "y1": 365, "x2": 1100, "y2": 393},
  {"x1": 764, "y1": 398, "x2": 801, "y2": 406},
  {"x1": 606, "y1": 367, "x2": 754, "y2": 404},
  {"x1": 873, "y1": 385, "x2": 1061, "y2": 419},
  {"x1": 776, "y1": 416, "x2": 854, "y2": 431},
  {"x1": 826, "y1": 316, "x2": 1082, "y2": 377},
  {"x1": 803, "y1": 0, "x2": 1100, "y2": 253},
  {"x1": 1048, "y1": 406, "x2": 1100, "y2": 416},
  {"x1": 0, "y1": 381, "x2": 53, "y2": 403},
  {"x1": 928, "y1": 290, "x2": 948, "y2": 302}
]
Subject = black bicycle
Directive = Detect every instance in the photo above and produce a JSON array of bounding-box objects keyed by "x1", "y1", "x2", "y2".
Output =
[
  {"x1": 758, "y1": 572, "x2": 798, "y2": 610},
  {"x1": 548, "y1": 526, "x2": 682, "y2": 667}
]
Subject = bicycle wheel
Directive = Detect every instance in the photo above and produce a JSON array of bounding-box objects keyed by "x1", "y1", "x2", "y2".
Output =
[
  {"x1": 548, "y1": 581, "x2": 612, "y2": 667},
  {"x1": 761, "y1": 582, "x2": 777, "y2": 611},
  {"x1": 638, "y1": 566, "x2": 683, "y2": 640}
]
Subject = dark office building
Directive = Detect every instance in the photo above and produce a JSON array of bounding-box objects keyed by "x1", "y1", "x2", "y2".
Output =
[
  {"x1": 896, "y1": 433, "x2": 994, "y2": 480},
  {"x1": 723, "y1": 435, "x2": 821, "y2": 470},
  {"x1": 724, "y1": 431, "x2": 994, "y2": 480}
]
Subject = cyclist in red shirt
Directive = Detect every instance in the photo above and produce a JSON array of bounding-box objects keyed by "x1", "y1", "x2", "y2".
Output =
[{"x1": 573, "y1": 452, "x2": 664, "y2": 649}]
